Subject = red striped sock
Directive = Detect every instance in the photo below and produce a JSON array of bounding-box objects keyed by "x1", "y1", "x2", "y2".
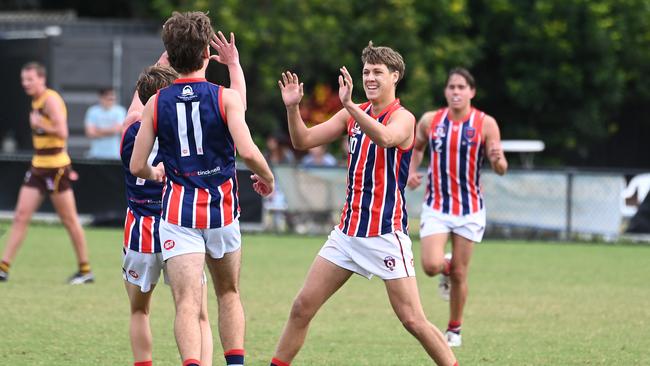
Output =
[
  {"x1": 224, "y1": 348, "x2": 245, "y2": 365},
  {"x1": 183, "y1": 359, "x2": 200, "y2": 366},
  {"x1": 447, "y1": 320, "x2": 462, "y2": 333},
  {"x1": 270, "y1": 357, "x2": 290, "y2": 366},
  {"x1": 134, "y1": 361, "x2": 152, "y2": 366}
]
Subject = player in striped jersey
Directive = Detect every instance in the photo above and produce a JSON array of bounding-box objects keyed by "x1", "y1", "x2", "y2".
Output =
[
  {"x1": 122, "y1": 37, "x2": 244, "y2": 366},
  {"x1": 131, "y1": 12, "x2": 273, "y2": 366},
  {"x1": 407, "y1": 68, "x2": 508, "y2": 347},
  {"x1": 0, "y1": 62, "x2": 93, "y2": 284},
  {"x1": 270, "y1": 42, "x2": 458, "y2": 366}
]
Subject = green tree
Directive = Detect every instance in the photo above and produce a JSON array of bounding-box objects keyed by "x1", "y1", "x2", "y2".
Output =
[{"x1": 147, "y1": 0, "x2": 650, "y2": 166}]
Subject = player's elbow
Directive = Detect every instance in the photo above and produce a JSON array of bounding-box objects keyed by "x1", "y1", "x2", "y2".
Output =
[
  {"x1": 494, "y1": 161, "x2": 508, "y2": 176},
  {"x1": 374, "y1": 134, "x2": 395, "y2": 149},
  {"x1": 129, "y1": 160, "x2": 145, "y2": 178},
  {"x1": 57, "y1": 129, "x2": 68, "y2": 140},
  {"x1": 237, "y1": 148, "x2": 257, "y2": 163},
  {"x1": 291, "y1": 138, "x2": 309, "y2": 151}
]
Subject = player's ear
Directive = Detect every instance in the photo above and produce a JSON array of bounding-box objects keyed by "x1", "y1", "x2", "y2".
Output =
[
  {"x1": 202, "y1": 46, "x2": 210, "y2": 59},
  {"x1": 392, "y1": 71, "x2": 399, "y2": 85}
]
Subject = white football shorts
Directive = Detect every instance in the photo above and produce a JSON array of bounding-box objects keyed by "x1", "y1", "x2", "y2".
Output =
[
  {"x1": 419, "y1": 203, "x2": 486, "y2": 243},
  {"x1": 159, "y1": 219, "x2": 242, "y2": 261},
  {"x1": 318, "y1": 226, "x2": 416, "y2": 280},
  {"x1": 122, "y1": 248, "x2": 168, "y2": 293}
]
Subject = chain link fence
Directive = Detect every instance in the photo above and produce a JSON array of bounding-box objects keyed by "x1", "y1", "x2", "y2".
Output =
[{"x1": 263, "y1": 165, "x2": 648, "y2": 241}]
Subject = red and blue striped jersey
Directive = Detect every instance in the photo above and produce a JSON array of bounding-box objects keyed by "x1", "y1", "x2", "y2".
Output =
[
  {"x1": 425, "y1": 107, "x2": 485, "y2": 216},
  {"x1": 154, "y1": 79, "x2": 239, "y2": 229},
  {"x1": 338, "y1": 99, "x2": 414, "y2": 237},
  {"x1": 120, "y1": 121, "x2": 162, "y2": 253}
]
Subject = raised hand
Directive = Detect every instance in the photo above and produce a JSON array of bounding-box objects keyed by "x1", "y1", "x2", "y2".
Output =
[
  {"x1": 250, "y1": 174, "x2": 274, "y2": 197},
  {"x1": 487, "y1": 140, "x2": 503, "y2": 162},
  {"x1": 209, "y1": 31, "x2": 239, "y2": 66},
  {"x1": 338, "y1": 66, "x2": 353, "y2": 106},
  {"x1": 29, "y1": 110, "x2": 43, "y2": 131},
  {"x1": 407, "y1": 172, "x2": 423, "y2": 189},
  {"x1": 278, "y1": 71, "x2": 304, "y2": 107},
  {"x1": 152, "y1": 162, "x2": 166, "y2": 183},
  {"x1": 155, "y1": 51, "x2": 170, "y2": 67}
]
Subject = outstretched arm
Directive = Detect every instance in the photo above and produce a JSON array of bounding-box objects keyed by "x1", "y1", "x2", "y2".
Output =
[
  {"x1": 130, "y1": 96, "x2": 164, "y2": 182},
  {"x1": 223, "y1": 88, "x2": 274, "y2": 196},
  {"x1": 278, "y1": 71, "x2": 347, "y2": 150},
  {"x1": 210, "y1": 31, "x2": 246, "y2": 110},
  {"x1": 123, "y1": 51, "x2": 171, "y2": 130},
  {"x1": 338, "y1": 66, "x2": 413, "y2": 149},
  {"x1": 483, "y1": 115, "x2": 508, "y2": 175},
  {"x1": 122, "y1": 91, "x2": 144, "y2": 130},
  {"x1": 407, "y1": 111, "x2": 435, "y2": 189}
]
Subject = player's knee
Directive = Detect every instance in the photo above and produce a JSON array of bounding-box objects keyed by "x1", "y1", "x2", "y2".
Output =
[
  {"x1": 131, "y1": 304, "x2": 151, "y2": 316},
  {"x1": 58, "y1": 213, "x2": 78, "y2": 229},
  {"x1": 199, "y1": 309, "x2": 209, "y2": 322},
  {"x1": 13, "y1": 208, "x2": 32, "y2": 226},
  {"x1": 449, "y1": 266, "x2": 467, "y2": 283},
  {"x1": 289, "y1": 296, "x2": 316, "y2": 323},
  {"x1": 422, "y1": 260, "x2": 444, "y2": 277},
  {"x1": 214, "y1": 281, "x2": 239, "y2": 297},
  {"x1": 173, "y1": 291, "x2": 202, "y2": 313},
  {"x1": 399, "y1": 314, "x2": 427, "y2": 336}
]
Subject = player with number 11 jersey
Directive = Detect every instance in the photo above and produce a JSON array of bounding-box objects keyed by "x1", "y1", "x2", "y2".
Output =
[{"x1": 155, "y1": 80, "x2": 238, "y2": 229}]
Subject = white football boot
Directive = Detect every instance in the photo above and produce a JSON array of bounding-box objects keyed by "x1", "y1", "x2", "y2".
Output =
[
  {"x1": 437, "y1": 253, "x2": 452, "y2": 301},
  {"x1": 446, "y1": 330, "x2": 462, "y2": 347}
]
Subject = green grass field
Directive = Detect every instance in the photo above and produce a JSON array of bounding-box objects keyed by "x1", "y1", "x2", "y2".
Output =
[{"x1": 1, "y1": 224, "x2": 649, "y2": 365}]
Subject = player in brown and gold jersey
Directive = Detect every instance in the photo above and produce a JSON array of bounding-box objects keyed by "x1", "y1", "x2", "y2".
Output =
[{"x1": 0, "y1": 62, "x2": 93, "y2": 284}]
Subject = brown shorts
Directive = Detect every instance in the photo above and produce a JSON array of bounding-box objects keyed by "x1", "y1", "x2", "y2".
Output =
[{"x1": 23, "y1": 165, "x2": 74, "y2": 194}]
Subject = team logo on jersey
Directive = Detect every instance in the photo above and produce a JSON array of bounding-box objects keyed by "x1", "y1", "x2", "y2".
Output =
[
  {"x1": 163, "y1": 239, "x2": 175, "y2": 250},
  {"x1": 384, "y1": 256, "x2": 396, "y2": 271},
  {"x1": 128, "y1": 270, "x2": 139, "y2": 279},
  {"x1": 177, "y1": 85, "x2": 198, "y2": 102},
  {"x1": 351, "y1": 122, "x2": 362, "y2": 136},
  {"x1": 435, "y1": 124, "x2": 447, "y2": 138},
  {"x1": 464, "y1": 127, "x2": 476, "y2": 139}
]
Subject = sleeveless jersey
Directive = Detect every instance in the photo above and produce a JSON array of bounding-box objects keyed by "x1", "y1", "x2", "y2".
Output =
[
  {"x1": 425, "y1": 107, "x2": 485, "y2": 216},
  {"x1": 338, "y1": 99, "x2": 413, "y2": 237},
  {"x1": 154, "y1": 78, "x2": 239, "y2": 229},
  {"x1": 120, "y1": 121, "x2": 162, "y2": 253},
  {"x1": 31, "y1": 89, "x2": 71, "y2": 168}
]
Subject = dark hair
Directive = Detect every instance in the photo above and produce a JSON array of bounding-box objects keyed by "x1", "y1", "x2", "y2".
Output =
[
  {"x1": 99, "y1": 88, "x2": 114, "y2": 96},
  {"x1": 361, "y1": 41, "x2": 405, "y2": 83},
  {"x1": 21, "y1": 62, "x2": 46, "y2": 78},
  {"x1": 162, "y1": 11, "x2": 213, "y2": 74},
  {"x1": 447, "y1": 67, "x2": 476, "y2": 89},
  {"x1": 136, "y1": 65, "x2": 179, "y2": 105}
]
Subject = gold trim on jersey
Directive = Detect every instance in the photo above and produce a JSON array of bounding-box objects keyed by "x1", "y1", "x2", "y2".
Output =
[{"x1": 31, "y1": 89, "x2": 71, "y2": 168}]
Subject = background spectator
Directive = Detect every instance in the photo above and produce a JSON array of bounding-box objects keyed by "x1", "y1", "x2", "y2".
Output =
[
  {"x1": 84, "y1": 88, "x2": 126, "y2": 159},
  {"x1": 300, "y1": 145, "x2": 337, "y2": 167},
  {"x1": 265, "y1": 131, "x2": 295, "y2": 165}
]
